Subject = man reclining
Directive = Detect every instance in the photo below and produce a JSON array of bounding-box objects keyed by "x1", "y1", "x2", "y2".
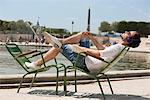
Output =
[{"x1": 25, "y1": 31, "x2": 141, "y2": 73}]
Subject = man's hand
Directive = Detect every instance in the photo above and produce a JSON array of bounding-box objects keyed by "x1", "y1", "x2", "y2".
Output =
[
  {"x1": 81, "y1": 31, "x2": 105, "y2": 50},
  {"x1": 82, "y1": 31, "x2": 92, "y2": 39}
]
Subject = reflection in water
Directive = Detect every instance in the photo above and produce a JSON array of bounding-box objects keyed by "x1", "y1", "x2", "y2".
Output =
[{"x1": 0, "y1": 45, "x2": 150, "y2": 74}]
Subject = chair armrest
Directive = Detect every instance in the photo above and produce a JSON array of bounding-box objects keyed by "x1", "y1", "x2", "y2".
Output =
[
  {"x1": 17, "y1": 50, "x2": 48, "y2": 59},
  {"x1": 30, "y1": 50, "x2": 49, "y2": 58},
  {"x1": 74, "y1": 52, "x2": 109, "y2": 67},
  {"x1": 17, "y1": 49, "x2": 49, "y2": 68},
  {"x1": 96, "y1": 57, "x2": 109, "y2": 63},
  {"x1": 17, "y1": 50, "x2": 38, "y2": 57}
]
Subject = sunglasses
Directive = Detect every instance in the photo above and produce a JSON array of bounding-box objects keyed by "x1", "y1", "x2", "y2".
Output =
[
  {"x1": 125, "y1": 31, "x2": 132, "y2": 36},
  {"x1": 121, "y1": 31, "x2": 133, "y2": 44}
]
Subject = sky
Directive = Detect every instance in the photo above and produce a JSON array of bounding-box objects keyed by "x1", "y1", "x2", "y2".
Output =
[{"x1": 0, "y1": 0, "x2": 150, "y2": 33}]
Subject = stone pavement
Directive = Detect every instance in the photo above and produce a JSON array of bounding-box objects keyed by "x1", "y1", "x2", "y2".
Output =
[{"x1": 0, "y1": 76, "x2": 150, "y2": 100}]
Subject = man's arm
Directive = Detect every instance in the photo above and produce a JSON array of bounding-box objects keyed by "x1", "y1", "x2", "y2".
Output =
[
  {"x1": 72, "y1": 45, "x2": 101, "y2": 60},
  {"x1": 89, "y1": 35, "x2": 105, "y2": 50},
  {"x1": 82, "y1": 32, "x2": 105, "y2": 50}
]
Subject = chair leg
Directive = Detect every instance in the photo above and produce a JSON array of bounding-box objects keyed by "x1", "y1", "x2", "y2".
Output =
[
  {"x1": 96, "y1": 77, "x2": 106, "y2": 100},
  {"x1": 64, "y1": 67, "x2": 67, "y2": 95},
  {"x1": 17, "y1": 73, "x2": 28, "y2": 93},
  {"x1": 56, "y1": 67, "x2": 59, "y2": 95},
  {"x1": 103, "y1": 74, "x2": 114, "y2": 94},
  {"x1": 30, "y1": 73, "x2": 38, "y2": 89},
  {"x1": 74, "y1": 69, "x2": 77, "y2": 92}
]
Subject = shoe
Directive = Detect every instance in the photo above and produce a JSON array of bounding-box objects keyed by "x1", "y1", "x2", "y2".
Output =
[
  {"x1": 24, "y1": 62, "x2": 41, "y2": 70},
  {"x1": 43, "y1": 32, "x2": 62, "y2": 48}
]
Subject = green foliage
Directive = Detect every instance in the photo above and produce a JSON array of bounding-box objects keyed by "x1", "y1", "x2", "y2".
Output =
[
  {"x1": 7, "y1": 21, "x2": 17, "y2": 30},
  {"x1": 111, "y1": 22, "x2": 118, "y2": 32},
  {"x1": 0, "y1": 19, "x2": 32, "y2": 34},
  {"x1": 72, "y1": 31, "x2": 80, "y2": 35},
  {"x1": 43, "y1": 28, "x2": 70, "y2": 37},
  {"x1": 99, "y1": 21, "x2": 111, "y2": 32},
  {"x1": 1, "y1": 19, "x2": 149, "y2": 37},
  {"x1": 128, "y1": 21, "x2": 138, "y2": 31},
  {"x1": 116, "y1": 21, "x2": 128, "y2": 33},
  {"x1": 0, "y1": 19, "x2": 70, "y2": 37},
  {"x1": 99, "y1": 21, "x2": 150, "y2": 37},
  {"x1": 137, "y1": 22, "x2": 150, "y2": 37}
]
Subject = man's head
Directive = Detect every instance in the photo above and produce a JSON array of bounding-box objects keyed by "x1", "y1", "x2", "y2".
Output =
[{"x1": 121, "y1": 31, "x2": 141, "y2": 48}]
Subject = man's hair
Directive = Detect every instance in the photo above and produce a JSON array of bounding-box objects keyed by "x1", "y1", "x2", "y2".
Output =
[{"x1": 127, "y1": 32, "x2": 141, "y2": 48}]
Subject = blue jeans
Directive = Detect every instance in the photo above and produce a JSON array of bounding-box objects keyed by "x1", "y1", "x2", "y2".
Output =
[
  {"x1": 79, "y1": 38, "x2": 90, "y2": 48},
  {"x1": 60, "y1": 44, "x2": 89, "y2": 72}
]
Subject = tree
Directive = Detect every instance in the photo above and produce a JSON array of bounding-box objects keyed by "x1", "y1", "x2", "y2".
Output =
[
  {"x1": 137, "y1": 22, "x2": 150, "y2": 37},
  {"x1": 7, "y1": 21, "x2": 17, "y2": 30},
  {"x1": 0, "y1": 20, "x2": 3, "y2": 31},
  {"x1": 15, "y1": 20, "x2": 34, "y2": 34},
  {"x1": 127, "y1": 21, "x2": 138, "y2": 31},
  {"x1": 99, "y1": 21, "x2": 111, "y2": 32},
  {"x1": 116, "y1": 21, "x2": 128, "y2": 33},
  {"x1": 110, "y1": 21, "x2": 118, "y2": 32}
]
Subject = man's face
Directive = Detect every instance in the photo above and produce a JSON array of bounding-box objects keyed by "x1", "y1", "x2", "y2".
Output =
[{"x1": 121, "y1": 31, "x2": 136, "y2": 41}]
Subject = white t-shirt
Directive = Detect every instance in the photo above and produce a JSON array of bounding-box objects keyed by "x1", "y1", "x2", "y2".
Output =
[{"x1": 85, "y1": 44, "x2": 125, "y2": 74}]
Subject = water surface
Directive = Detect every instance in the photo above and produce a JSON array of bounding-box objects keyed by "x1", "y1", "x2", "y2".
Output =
[{"x1": 0, "y1": 45, "x2": 150, "y2": 75}]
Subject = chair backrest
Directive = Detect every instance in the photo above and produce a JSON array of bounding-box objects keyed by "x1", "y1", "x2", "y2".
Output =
[
  {"x1": 96, "y1": 46, "x2": 130, "y2": 75},
  {"x1": 5, "y1": 43, "x2": 30, "y2": 72}
]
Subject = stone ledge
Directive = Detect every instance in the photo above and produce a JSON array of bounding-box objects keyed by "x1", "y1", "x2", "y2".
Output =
[{"x1": 0, "y1": 70, "x2": 150, "y2": 84}]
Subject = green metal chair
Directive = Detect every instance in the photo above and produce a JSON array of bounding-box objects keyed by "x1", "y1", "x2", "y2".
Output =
[
  {"x1": 63, "y1": 46, "x2": 130, "y2": 100},
  {"x1": 5, "y1": 43, "x2": 65, "y2": 94}
]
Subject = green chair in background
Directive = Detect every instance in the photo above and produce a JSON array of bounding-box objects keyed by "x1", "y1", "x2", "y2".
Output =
[
  {"x1": 5, "y1": 43, "x2": 65, "y2": 94},
  {"x1": 63, "y1": 46, "x2": 130, "y2": 100}
]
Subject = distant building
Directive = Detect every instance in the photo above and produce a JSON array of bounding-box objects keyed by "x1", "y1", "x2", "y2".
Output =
[{"x1": 0, "y1": 31, "x2": 33, "y2": 42}]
